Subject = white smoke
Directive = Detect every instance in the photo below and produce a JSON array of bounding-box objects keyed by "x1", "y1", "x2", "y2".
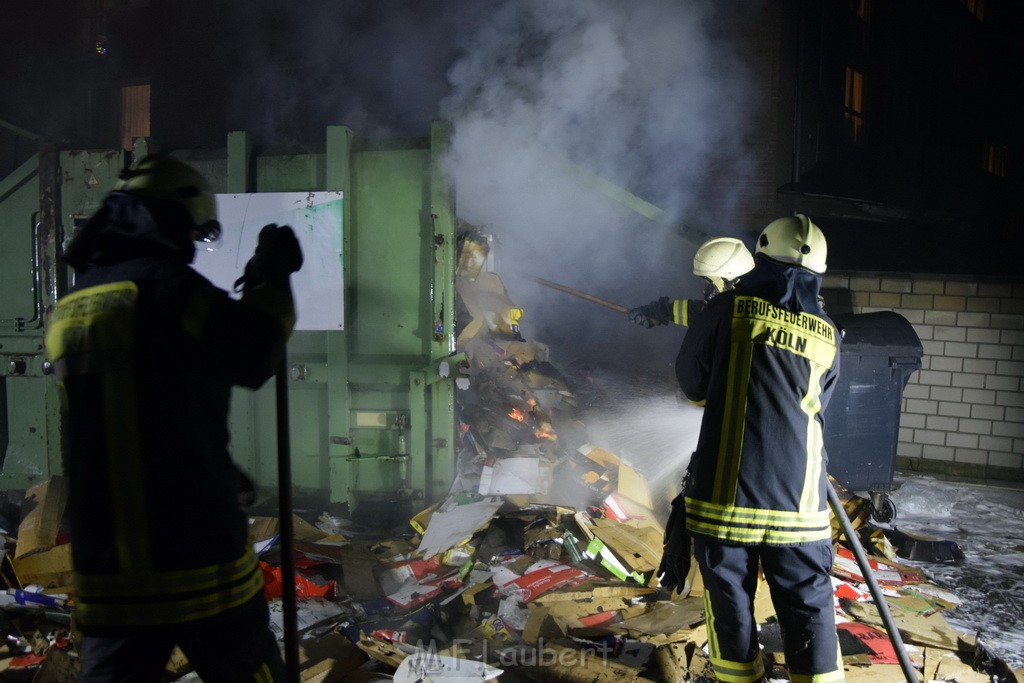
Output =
[
  {"x1": 226, "y1": 0, "x2": 763, "y2": 374},
  {"x1": 441, "y1": 0, "x2": 761, "y2": 374},
  {"x1": 584, "y1": 394, "x2": 705, "y2": 521}
]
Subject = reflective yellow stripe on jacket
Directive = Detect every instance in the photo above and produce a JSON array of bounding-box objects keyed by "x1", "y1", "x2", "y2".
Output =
[
  {"x1": 46, "y1": 281, "x2": 139, "y2": 370},
  {"x1": 73, "y1": 548, "x2": 263, "y2": 628},
  {"x1": 693, "y1": 296, "x2": 837, "y2": 544},
  {"x1": 685, "y1": 498, "x2": 832, "y2": 544},
  {"x1": 46, "y1": 281, "x2": 265, "y2": 628},
  {"x1": 673, "y1": 299, "x2": 689, "y2": 326}
]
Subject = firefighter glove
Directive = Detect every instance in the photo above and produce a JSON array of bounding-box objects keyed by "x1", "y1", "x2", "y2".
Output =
[
  {"x1": 658, "y1": 491, "x2": 692, "y2": 593},
  {"x1": 628, "y1": 296, "x2": 673, "y2": 328},
  {"x1": 235, "y1": 224, "x2": 304, "y2": 293}
]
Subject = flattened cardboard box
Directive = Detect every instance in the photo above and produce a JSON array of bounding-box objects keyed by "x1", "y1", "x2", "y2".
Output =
[
  {"x1": 589, "y1": 518, "x2": 662, "y2": 575},
  {"x1": 15, "y1": 477, "x2": 68, "y2": 559},
  {"x1": 843, "y1": 600, "x2": 973, "y2": 652},
  {"x1": 11, "y1": 542, "x2": 73, "y2": 590},
  {"x1": 299, "y1": 630, "x2": 367, "y2": 682},
  {"x1": 616, "y1": 462, "x2": 655, "y2": 510},
  {"x1": 22, "y1": 646, "x2": 79, "y2": 683},
  {"x1": 248, "y1": 515, "x2": 345, "y2": 545}
]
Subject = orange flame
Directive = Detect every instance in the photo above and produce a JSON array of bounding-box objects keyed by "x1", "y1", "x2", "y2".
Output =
[{"x1": 508, "y1": 408, "x2": 527, "y2": 422}]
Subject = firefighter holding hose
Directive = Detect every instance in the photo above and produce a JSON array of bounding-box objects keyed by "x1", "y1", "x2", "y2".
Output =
[
  {"x1": 672, "y1": 214, "x2": 844, "y2": 682},
  {"x1": 45, "y1": 154, "x2": 302, "y2": 681}
]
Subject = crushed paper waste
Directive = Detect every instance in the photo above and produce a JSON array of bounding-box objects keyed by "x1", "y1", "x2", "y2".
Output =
[{"x1": 0, "y1": 227, "x2": 1020, "y2": 681}]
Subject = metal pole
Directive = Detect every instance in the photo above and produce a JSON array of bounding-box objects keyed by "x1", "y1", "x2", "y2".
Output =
[
  {"x1": 826, "y1": 481, "x2": 919, "y2": 682},
  {"x1": 276, "y1": 362, "x2": 299, "y2": 683}
]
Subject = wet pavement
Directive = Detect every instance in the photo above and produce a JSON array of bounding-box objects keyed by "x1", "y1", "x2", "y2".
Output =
[{"x1": 887, "y1": 473, "x2": 1024, "y2": 670}]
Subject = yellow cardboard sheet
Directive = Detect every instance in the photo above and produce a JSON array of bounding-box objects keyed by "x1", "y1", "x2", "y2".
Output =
[{"x1": 15, "y1": 477, "x2": 68, "y2": 559}]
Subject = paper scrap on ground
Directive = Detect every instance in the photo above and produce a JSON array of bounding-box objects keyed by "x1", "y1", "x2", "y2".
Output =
[
  {"x1": 268, "y1": 598, "x2": 345, "y2": 636},
  {"x1": 479, "y1": 457, "x2": 542, "y2": 496},
  {"x1": 417, "y1": 498, "x2": 503, "y2": 558},
  {"x1": 393, "y1": 651, "x2": 502, "y2": 683},
  {"x1": 493, "y1": 561, "x2": 590, "y2": 602},
  {"x1": 616, "y1": 597, "x2": 705, "y2": 635}
]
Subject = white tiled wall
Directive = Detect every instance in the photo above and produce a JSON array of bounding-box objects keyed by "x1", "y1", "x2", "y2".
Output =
[{"x1": 823, "y1": 274, "x2": 1024, "y2": 478}]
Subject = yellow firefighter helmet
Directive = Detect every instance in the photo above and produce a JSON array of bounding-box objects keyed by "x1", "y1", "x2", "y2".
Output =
[
  {"x1": 692, "y1": 236, "x2": 755, "y2": 293},
  {"x1": 114, "y1": 154, "x2": 221, "y2": 243},
  {"x1": 755, "y1": 213, "x2": 827, "y2": 274}
]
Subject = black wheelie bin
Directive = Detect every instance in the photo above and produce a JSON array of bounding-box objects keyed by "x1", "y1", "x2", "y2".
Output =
[{"x1": 823, "y1": 311, "x2": 924, "y2": 522}]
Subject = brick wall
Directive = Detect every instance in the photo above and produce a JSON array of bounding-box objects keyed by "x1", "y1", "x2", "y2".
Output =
[{"x1": 821, "y1": 273, "x2": 1024, "y2": 483}]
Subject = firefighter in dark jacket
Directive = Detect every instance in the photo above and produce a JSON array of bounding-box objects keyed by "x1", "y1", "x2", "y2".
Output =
[
  {"x1": 644, "y1": 237, "x2": 756, "y2": 596},
  {"x1": 628, "y1": 236, "x2": 755, "y2": 328},
  {"x1": 44, "y1": 154, "x2": 302, "y2": 681},
  {"x1": 674, "y1": 214, "x2": 844, "y2": 683}
]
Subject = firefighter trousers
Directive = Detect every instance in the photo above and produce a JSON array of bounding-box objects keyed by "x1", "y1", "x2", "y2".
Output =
[
  {"x1": 76, "y1": 592, "x2": 283, "y2": 682},
  {"x1": 693, "y1": 536, "x2": 845, "y2": 683}
]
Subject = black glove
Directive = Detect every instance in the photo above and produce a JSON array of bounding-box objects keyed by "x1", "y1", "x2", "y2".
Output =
[
  {"x1": 628, "y1": 296, "x2": 672, "y2": 328},
  {"x1": 234, "y1": 224, "x2": 304, "y2": 293},
  {"x1": 657, "y1": 491, "x2": 692, "y2": 593}
]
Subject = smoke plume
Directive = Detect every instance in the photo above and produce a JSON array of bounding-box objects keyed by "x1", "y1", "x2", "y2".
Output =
[
  {"x1": 226, "y1": 0, "x2": 762, "y2": 377},
  {"x1": 441, "y1": 0, "x2": 760, "y2": 377}
]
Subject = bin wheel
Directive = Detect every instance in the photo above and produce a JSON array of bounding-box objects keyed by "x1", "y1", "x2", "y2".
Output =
[{"x1": 869, "y1": 494, "x2": 897, "y2": 525}]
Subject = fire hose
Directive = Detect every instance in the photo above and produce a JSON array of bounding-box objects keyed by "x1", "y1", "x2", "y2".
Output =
[
  {"x1": 826, "y1": 481, "x2": 919, "y2": 682},
  {"x1": 276, "y1": 362, "x2": 300, "y2": 683}
]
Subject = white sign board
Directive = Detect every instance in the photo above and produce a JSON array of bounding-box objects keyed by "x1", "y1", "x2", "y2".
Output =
[{"x1": 193, "y1": 192, "x2": 344, "y2": 330}]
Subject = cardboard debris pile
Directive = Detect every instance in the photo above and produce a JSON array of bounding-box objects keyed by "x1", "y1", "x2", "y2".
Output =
[
  {"x1": 0, "y1": 228, "x2": 1020, "y2": 681},
  {"x1": 2, "y1": 473, "x2": 1020, "y2": 681}
]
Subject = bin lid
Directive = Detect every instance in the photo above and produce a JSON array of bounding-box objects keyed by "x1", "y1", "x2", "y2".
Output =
[{"x1": 832, "y1": 311, "x2": 923, "y2": 358}]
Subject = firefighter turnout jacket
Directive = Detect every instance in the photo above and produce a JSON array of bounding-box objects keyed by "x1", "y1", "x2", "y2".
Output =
[
  {"x1": 672, "y1": 298, "x2": 701, "y2": 326},
  {"x1": 675, "y1": 258, "x2": 840, "y2": 546},
  {"x1": 45, "y1": 193, "x2": 294, "y2": 632}
]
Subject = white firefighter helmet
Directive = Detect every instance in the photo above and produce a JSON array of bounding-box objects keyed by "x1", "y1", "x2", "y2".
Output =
[
  {"x1": 692, "y1": 237, "x2": 755, "y2": 293},
  {"x1": 114, "y1": 154, "x2": 221, "y2": 243},
  {"x1": 755, "y1": 213, "x2": 827, "y2": 274}
]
